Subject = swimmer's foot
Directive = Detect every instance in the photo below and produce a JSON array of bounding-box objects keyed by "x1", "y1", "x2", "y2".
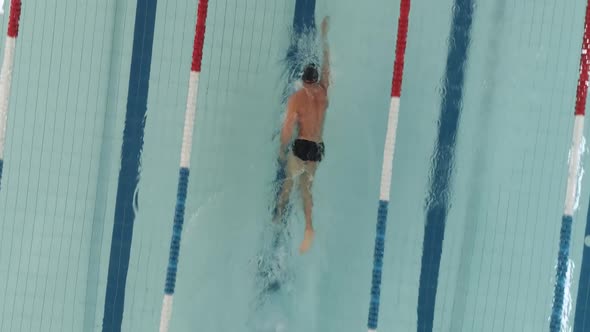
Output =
[{"x1": 299, "y1": 228, "x2": 315, "y2": 254}]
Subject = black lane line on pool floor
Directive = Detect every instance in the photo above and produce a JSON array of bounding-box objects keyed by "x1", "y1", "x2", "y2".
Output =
[
  {"x1": 102, "y1": 0, "x2": 158, "y2": 331},
  {"x1": 416, "y1": 0, "x2": 474, "y2": 331}
]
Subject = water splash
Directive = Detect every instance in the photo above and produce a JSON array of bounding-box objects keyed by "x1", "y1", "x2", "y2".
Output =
[
  {"x1": 279, "y1": 26, "x2": 321, "y2": 103},
  {"x1": 254, "y1": 222, "x2": 294, "y2": 297},
  {"x1": 247, "y1": 212, "x2": 298, "y2": 331}
]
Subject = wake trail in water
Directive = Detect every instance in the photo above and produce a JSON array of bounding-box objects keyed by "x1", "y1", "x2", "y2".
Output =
[
  {"x1": 248, "y1": 219, "x2": 294, "y2": 331},
  {"x1": 249, "y1": 24, "x2": 322, "y2": 332}
]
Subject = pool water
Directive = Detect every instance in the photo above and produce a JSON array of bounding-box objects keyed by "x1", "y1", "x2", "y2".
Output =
[{"x1": 0, "y1": 0, "x2": 589, "y2": 331}]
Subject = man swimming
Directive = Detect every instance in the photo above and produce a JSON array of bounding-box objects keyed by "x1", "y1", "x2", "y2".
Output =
[{"x1": 275, "y1": 16, "x2": 330, "y2": 254}]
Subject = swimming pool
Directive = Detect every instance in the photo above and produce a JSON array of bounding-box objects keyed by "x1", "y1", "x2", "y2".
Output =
[{"x1": 0, "y1": 0, "x2": 590, "y2": 331}]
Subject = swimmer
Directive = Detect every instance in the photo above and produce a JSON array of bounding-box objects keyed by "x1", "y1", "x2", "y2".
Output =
[{"x1": 275, "y1": 16, "x2": 331, "y2": 254}]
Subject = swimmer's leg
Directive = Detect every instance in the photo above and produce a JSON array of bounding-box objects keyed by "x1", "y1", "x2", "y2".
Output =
[
  {"x1": 299, "y1": 161, "x2": 318, "y2": 254},
  {"x1": 274, "y1": 179, "x2": 293, "y2": 224},
  {"x1": 273, "y1": 153, "x2": 300, "y2": 224}
]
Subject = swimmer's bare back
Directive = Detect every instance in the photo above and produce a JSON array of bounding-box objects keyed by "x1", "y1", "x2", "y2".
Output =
[{"x1": 287, "y1": 86, "x2": 328, "y2": 143}]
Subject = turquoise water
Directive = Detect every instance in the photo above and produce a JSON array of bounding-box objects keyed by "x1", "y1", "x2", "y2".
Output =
[{"x1": 0, "y1": 0, "x2": 589, "y2": 331}]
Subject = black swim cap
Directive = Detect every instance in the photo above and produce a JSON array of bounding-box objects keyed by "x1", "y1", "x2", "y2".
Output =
[{"x1": 301, "y1": 63, "x2": 319, "y2": 83}]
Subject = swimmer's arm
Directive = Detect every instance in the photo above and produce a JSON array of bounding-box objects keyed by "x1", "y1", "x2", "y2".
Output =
[
  {"x1": 319, "y1": 16, "x2": 330, "y2": 90},
  {"x1": 279, "y1": 96, "x2": 298, "y2": 158}
]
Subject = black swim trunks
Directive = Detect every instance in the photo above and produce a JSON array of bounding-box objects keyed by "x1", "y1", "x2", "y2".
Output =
[{"x1": 292, "y1": 139, "x2": 325, "y2": 162}]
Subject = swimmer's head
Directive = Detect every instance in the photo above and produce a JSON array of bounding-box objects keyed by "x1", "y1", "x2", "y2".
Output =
[{"x1": 301, "y1": 63, "x2": 319, "y2": 84}]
